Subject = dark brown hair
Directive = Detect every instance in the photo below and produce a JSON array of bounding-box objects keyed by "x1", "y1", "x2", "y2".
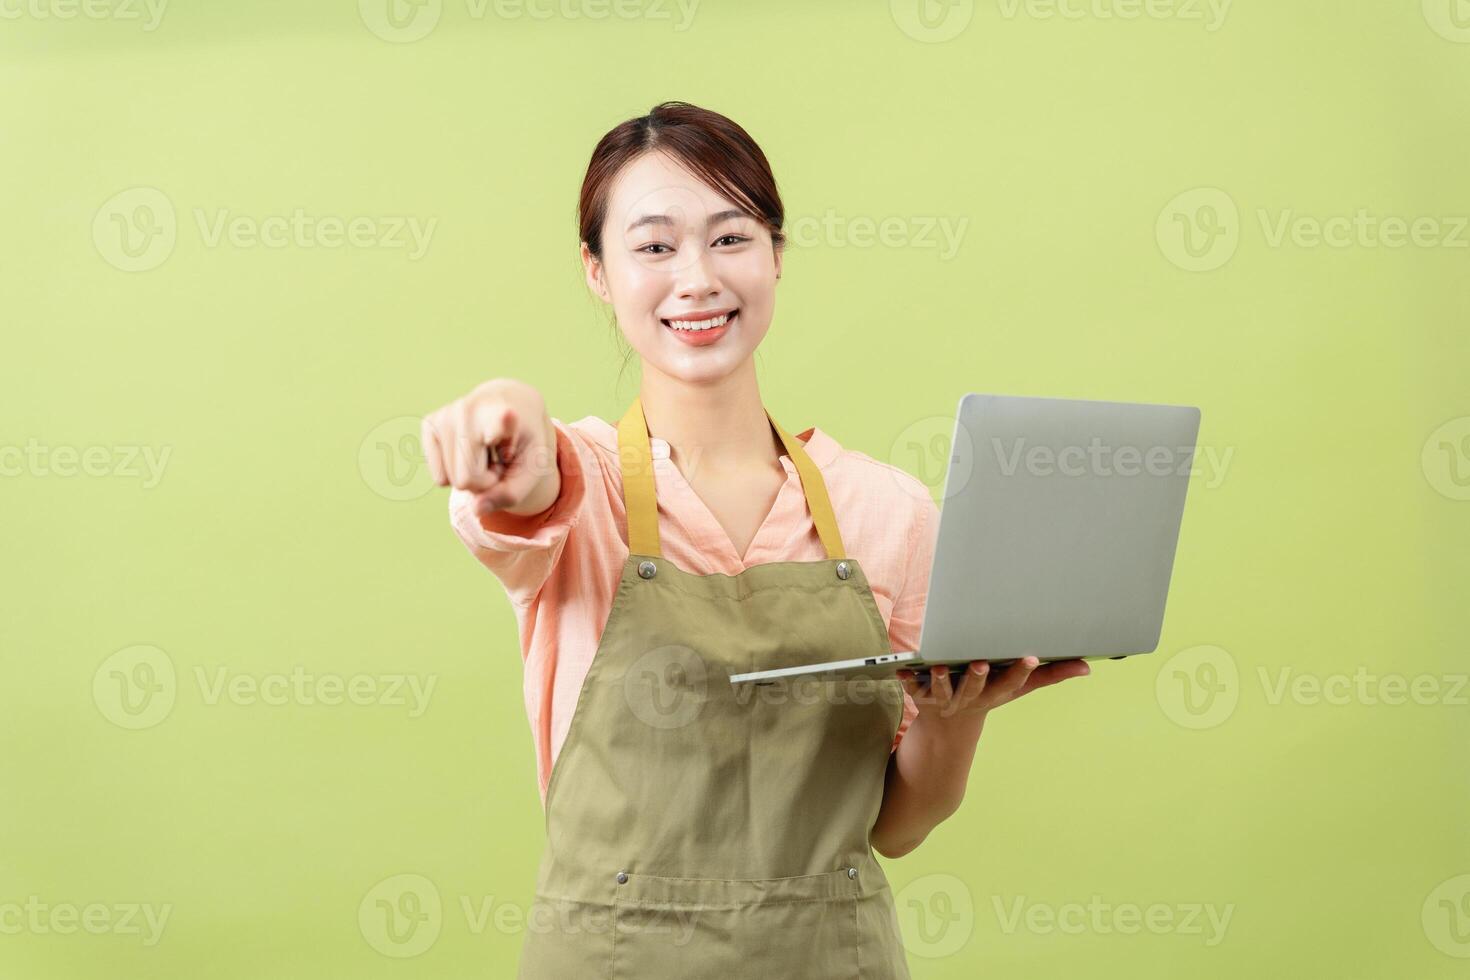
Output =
[{"x1": 578, "y1": 101, "x2": 786, "y2": 259}]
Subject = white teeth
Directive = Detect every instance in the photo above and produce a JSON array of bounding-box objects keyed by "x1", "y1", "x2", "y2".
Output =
[{"x1": 665, "y1": 312, "x2": 732, "y2": 331}]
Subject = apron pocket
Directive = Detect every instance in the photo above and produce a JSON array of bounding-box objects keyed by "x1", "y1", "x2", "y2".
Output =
[{"x1": 612, "y1": 867, "x2": 861, "y2": 980}]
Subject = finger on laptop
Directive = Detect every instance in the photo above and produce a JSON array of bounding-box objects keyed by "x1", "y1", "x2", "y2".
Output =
[
  {"x1": 983, "y1": 656, "x2": 1039, "y2": 704},
  {"x1": 897, "y1": 668, "x2": 946, "y2": 707},
  {"x1": 1014, "y1": 658, "x2": 1091, "y2": 698},
  {"x1": 895, "y1": 670, "x2": 927, "y2": 705},
  {"x1": 949, "y1": 661, "x2": 990, "y2": 713},
  {"x1": 931, "y1": 665, "x2": 959, "y2": 707}
]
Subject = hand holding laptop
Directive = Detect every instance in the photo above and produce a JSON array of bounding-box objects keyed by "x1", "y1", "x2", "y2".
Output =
[{"x1": 896, "y1": 655, "x2": 1092, "y2": 716}]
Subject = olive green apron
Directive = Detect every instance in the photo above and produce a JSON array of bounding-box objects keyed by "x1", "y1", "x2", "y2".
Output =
[{"x1": 516, "y1": 397, "x2": 912, "y2": 979}]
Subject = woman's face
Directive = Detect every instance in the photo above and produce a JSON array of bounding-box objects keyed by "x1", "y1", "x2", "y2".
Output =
[{"x1": 581, "y1": 150, "x2": 782, "y2": 384}]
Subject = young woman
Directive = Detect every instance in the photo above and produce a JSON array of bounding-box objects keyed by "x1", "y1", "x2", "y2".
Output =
[{"x1": 421, "y1": 101, "x2": 1090, "y2": 979}]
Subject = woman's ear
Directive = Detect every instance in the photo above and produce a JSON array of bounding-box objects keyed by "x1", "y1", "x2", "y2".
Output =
[
  {"x1": 580, "y1": 241, "x2": 611, "y2": 303},
  {"x1": 773, "y1": 241, "x2": 784, "y2": 281}
]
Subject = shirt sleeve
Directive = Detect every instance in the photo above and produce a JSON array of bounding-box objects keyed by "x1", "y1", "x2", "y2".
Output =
[
  {"x1": 448, "y1": 416, "x2": 591, "y2": 610},
  {"x1": 887, "y1": 489, "x2": 940, "y2": 752}
]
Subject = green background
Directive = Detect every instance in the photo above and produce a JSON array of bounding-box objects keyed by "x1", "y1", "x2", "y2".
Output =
[{"x1": 2, "y1": 1, "x2": 1467, "y2": 977}]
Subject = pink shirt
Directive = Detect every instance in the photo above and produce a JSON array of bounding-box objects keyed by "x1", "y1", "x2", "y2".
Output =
[{"x1": 449, "y1": 414, "x2": 941, "y2": 806}]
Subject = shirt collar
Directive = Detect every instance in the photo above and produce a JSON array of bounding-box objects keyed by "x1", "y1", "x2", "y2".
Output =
[{"x1": 592, "y1": 417, "x2": 840, "y2": 469}]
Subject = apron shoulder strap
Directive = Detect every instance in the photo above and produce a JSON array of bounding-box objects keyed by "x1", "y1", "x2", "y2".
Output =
[{"x1": 616, "y1": 397, "x2": 846, "y2": 561}]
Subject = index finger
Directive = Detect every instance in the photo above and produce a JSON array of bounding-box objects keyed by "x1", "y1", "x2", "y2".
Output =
[{"x1": 474, "y1": 402, "x2": 518, "y2": 455}]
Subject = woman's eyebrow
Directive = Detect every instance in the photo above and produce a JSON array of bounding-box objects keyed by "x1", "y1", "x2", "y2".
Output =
[{"x1": 625, "y1": 208, "x2": 750, "y2": 232}]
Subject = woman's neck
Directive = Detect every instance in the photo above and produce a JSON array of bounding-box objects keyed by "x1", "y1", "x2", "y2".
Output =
[{"x1": 637, "y1": 360, "x2": 784, "y2": 474}]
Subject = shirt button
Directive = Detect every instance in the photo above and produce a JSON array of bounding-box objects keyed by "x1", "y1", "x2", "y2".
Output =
[
  {"x1": 835, "y1": 561, "x2": 851, "y2": 580},
  {"x1": 637, "y1": 561, "x2": 657, "y2": 579},
  {"x1": 616, "y1": 871, "x2": 629, "y2": 884},
  {"x1": 846, "y1": 867, "x2": 858, "y2": 879}
]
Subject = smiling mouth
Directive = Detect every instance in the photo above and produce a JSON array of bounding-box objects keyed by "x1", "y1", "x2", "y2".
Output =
[{"x1": 660, "y1": 309, "x2": 737, "y2": 332}]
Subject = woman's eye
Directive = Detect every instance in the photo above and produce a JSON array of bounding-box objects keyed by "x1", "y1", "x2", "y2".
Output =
[
  {"x1": 714, "y1": 234, "x2": 749, "y2": 247},
  {"x1": 638, "y1": 243, "x2": 673, "y2": 255}
]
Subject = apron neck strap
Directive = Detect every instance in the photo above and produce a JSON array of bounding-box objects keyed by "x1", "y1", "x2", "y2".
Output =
[{"x1": 616, "y1": 396, "x2": 847, "y2": 561}]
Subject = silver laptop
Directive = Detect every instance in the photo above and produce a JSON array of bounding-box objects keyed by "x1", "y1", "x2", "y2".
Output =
[{"x1": 729, "y1": 392, "x2": 1201, "y2": 687}]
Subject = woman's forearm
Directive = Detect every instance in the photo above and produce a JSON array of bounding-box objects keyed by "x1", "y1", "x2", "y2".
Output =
[{"x1": 870, "y1": 711, "x2": 986, "y2": 858}]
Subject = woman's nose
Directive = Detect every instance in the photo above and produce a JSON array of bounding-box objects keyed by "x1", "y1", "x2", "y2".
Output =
[{"x1": 674, "y1": 246, "x2": 720, "y2": 297}]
